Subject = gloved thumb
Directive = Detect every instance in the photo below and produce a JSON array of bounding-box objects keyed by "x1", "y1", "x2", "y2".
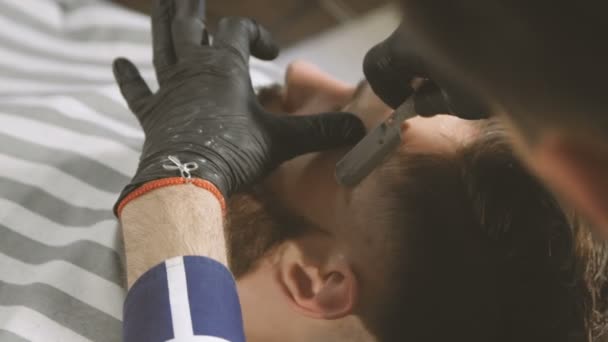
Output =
[
  {"x1": 214, "y1": 17, "x2": 279, "y2": 62},
  {"x1": 271, "y1": 112, "x2": 366, "y2": 162}
]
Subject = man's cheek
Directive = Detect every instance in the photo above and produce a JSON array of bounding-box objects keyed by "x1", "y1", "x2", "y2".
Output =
[
  {"x1": 264, "y1": 160, "x2": 309, "y2": 213},
  {"x1": 265, "y1": 150, "x2": 347, "y2": 232}
]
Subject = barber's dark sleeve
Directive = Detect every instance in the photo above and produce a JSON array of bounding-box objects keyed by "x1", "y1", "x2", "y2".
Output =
[{"x1": 123, "y1": 256, "x2": 245, "y2": 342}]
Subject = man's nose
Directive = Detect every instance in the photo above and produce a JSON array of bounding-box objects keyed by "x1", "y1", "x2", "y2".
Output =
[{"x1": 284, "y1": 60, "x2": 353, "y2": 113}]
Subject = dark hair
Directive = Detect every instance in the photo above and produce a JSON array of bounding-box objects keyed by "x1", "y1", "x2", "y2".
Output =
[
  {"x1": 226, "y1": 187, "x2": 312, "y2": 278},
  {"x1": 365, "y1": 121, "x2": 608, "y2": 342}
]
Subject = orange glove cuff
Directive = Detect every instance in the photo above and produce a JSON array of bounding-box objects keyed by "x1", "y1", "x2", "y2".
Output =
[{"x1": 116, "y1": 177, "x2": 226, "y2": 218}]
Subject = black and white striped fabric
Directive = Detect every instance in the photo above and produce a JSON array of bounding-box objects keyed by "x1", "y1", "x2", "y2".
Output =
[{"x1": 0, "y1": 1, "x2": 281, "y2": 341}]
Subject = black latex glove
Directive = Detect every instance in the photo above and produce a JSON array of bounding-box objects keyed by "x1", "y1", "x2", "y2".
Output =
[
  {"x1": 363, "y1": 23, "x2": 489, "y2": 120},
  {"x1": 112, "y1": 0, "x2": 365, "y2": 213}
]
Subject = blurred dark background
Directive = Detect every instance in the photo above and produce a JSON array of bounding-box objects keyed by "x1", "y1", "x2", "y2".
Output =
[{"x1": 114, "y1": 0, "x2": 392, "y2": 47}]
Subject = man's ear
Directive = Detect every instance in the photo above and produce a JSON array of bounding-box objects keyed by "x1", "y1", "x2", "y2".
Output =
[
  {"x1": 275, "y1": 237, "x2": 358, "y2": 320},
  {"x1": 533, "y1": 134, "x2": 608, "y2": 233}
]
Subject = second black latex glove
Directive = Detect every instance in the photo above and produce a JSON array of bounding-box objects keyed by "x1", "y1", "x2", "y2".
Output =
[
  {"x1": 363, "y1": 23, "x2": 489, "y2": 120},
  {"x1": 113, "y1": 0, "x2": 365, "y2": 210}
]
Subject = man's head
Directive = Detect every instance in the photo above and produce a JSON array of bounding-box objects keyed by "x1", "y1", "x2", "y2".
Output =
[
  {"x1": 226, "y1": 61, "x2": 608, "y2": 341},
  {"x1": 391, "y1": 0, "x2": 608, "y2": 232}
]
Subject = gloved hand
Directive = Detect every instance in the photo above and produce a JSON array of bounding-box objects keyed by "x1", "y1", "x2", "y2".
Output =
[
  {"x1": 363, "y1": 23, "x2": 489, "y2": 120},
  {"x1": 112, "y1": 0, "x2": 365, "y2": 215}
]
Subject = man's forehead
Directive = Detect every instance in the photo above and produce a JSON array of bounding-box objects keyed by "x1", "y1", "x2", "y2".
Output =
[{"x1": 399, "y1": 114, "x2": 480, "y2": 155}]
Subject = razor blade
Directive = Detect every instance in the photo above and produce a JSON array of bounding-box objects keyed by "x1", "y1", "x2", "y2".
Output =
[{"x1": 335, "y1": 96, "x2": 418, "y2": 187}]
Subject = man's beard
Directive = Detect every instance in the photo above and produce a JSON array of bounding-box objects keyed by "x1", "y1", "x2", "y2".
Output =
[
  {"x1": 225, "y1": 85, "x2": 307, "y2": 278},
  {"x1": 226, "y1": 187, "x2": 308, "y2": 278}
]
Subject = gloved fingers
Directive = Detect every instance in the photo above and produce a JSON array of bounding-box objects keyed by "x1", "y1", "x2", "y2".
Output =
[
  {"x1": 412, "y1": 81, "x2": 449, "y2": 116},
  {"x1": 214, "y1": 17, "x2": 279, "y2": 62},
  {"x1": 172, "y1": 0, "x2": 207, "y2": 59},
  {"x1": 363, "y1": 42, "x2": 414, "y2": 108},
  {"x1": 171, "y1": 0, "x2": 206, "y2": 59},
  {"x1": 113, "y1": 58, "x2": 152, "y2": 116},
  {"x1": 363, "y1": 24, "x2": 425, "y2": 109},
  {"x1": 272, "y1": 112, "x2": 366, "y2": 161},
  {"x1": 152, "y1": 0, "x2": 176, "y2": 79}
]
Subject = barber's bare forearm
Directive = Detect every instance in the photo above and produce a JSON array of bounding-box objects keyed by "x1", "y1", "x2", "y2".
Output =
[{"x1": 120, "y1": 185, "x2": 226, "y2": 288}]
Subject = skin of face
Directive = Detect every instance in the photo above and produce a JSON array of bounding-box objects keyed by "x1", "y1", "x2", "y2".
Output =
[{"x1": 231, "y1": 61, "x2": 478, "y2": 342}]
